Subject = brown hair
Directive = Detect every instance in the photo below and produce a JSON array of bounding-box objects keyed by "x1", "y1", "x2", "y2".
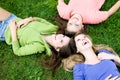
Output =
[{"x1": 43, "y1": 38, "x2": 77, "y2": 76}]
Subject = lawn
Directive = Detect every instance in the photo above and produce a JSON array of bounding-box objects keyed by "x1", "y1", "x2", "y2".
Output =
[{"x1": 0, "y1": 0, "x2": 120, "y2": 80}]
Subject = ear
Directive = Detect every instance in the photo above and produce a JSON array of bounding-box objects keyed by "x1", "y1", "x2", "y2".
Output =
[{"x1": 55, "y1": 47, "x2": 60, "y2": 52}]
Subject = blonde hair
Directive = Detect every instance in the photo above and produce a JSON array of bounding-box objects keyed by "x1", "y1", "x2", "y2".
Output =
[
  {"x1": 62, "y1": 44, "x2": 117, "y2": 72},
  {"x1": 62, "y1": 33, "x2": 117, "y2": 72},
  {"x1": 93, "y1": 44, "x2": 117, "y2": 55},
  {"x1": 62, "y1": 54, "x2": 84, "y2": 72}
]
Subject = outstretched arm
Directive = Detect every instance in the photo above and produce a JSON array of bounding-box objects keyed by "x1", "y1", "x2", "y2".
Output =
[
  {"x1": 98, "y1": 52, "x2": 120, "y2": 67},
  {"x1": 57, "y1": 0, "x2": 70, "y2": 20},
  {"x1": 108, "y1": 0, "x2": 120, "y2": 17}
]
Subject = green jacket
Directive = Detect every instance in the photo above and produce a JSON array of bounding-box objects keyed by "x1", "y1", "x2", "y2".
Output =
[{"x1": 5, "y1": 17, "x2": 58, "y2": 56}]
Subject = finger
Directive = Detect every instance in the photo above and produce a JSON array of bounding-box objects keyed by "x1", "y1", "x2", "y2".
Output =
[
  {"x1": 116, "y1": 78, "x2": 120, "y2": 80},
  {"x1": 16, "y1": 22, "x2": 22, "y2": 28},
  {"x1": 111, "y1": 76, "x2": 118, "y2": 80},
  {"x1": 105, "y1": 74, "x2": 112, "y2": 80},
  {"x1": 19, "y1": 24, "x2": 24, "y2": 28}
]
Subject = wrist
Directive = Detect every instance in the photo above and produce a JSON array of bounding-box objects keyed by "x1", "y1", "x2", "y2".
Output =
[{"x1": 114, "y1": 55, "x2": 120, "y2": 61}]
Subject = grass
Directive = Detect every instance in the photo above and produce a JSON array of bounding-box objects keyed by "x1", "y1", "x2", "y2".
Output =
[{"x1": 0, "y1": 0, "x2": 120, "y2": 80}]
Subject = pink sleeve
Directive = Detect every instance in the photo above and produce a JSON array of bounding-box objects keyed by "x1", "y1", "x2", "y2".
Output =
[
  {"x1": 90, "y1": 11, "x2": 109, "y2": 24},
  {"x1": 57, "y1": 1, "x2": 70, "y2": 20}
]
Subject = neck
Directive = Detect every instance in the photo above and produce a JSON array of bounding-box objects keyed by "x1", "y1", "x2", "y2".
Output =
[
  {"x1": 81, "y1": 48, "x2": 100, "y2": 64},
  {"x1": 42, "y1": 35, "x2": 52, "y2": 45}
]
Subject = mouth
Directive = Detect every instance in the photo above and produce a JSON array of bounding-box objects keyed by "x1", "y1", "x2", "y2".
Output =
[{"x1": 82, "y1": 41, "x2": 88, "y2": 46}]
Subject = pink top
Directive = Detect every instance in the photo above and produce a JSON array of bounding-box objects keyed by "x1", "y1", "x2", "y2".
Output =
[{"x1": 57, "y1": 0, "x2": 109, "y2": 24}]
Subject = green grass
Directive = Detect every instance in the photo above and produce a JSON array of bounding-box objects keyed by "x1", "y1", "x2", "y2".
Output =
[{"x1": 0, "y1": 0, "x2": 120, "y2": 80}]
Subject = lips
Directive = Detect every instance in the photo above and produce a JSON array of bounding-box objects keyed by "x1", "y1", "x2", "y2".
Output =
[{"x1": 82, "y1": 40, "x2": 88, "y2": 46}]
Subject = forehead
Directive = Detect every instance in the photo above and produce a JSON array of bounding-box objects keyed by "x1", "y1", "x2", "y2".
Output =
[{"x1": 75, "y1": 34, "x2": 85, "y2": 39}]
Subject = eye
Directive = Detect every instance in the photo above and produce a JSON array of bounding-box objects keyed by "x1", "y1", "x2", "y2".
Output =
[
  {"x1": 61, "y1": 40, "x2": 63, "y2": 43},
  {"x1": 75, "y1": 24, "x2": 79, "y2": 27},
  {"x1": 68, "y1": 23, "x2": 72, "y2": 25},
  {"x1": 77, "y1": 39, "x2": 80, "y2": 41}
]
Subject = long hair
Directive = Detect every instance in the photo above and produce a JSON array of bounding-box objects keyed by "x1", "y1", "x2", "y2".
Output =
[
  {"x1": 62, "y1": 33, "x2": 117, "y2": 72},
  {"x1": 62, "y1": 54, "x2": 84, "y2": 72},
  {"x1": 43, "y1": 38, "x2": 77, "y2": 76}
]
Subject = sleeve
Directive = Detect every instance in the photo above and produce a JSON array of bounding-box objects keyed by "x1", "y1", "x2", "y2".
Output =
[
  {"x1": 57, "y1": 0, "x2": 70, "y2": 20},
  {"x1": 12, "y1": 40, "x2": 45, "y2": 56},
  {"x1": 90, "y1": 11, "x2": 109, "y2": 24},
  {"x1": 35, "y1": 17, "x2": 58, "y2": 34},
  {"x1": 98, "y1": 49, "x2": 114, "y2": 55},
  {"x1": 98, "y1": 49, "x2": 115, "y2": 61},
  {"x1": 73, "y1": 64, "x2": 84, "y2": 80}
]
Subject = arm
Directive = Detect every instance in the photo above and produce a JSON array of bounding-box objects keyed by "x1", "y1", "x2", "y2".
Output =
[
  {"x1": 73, "y1": 64, "x2": 84, "y2": 80},
  {"x1": 105, "y1": 74, "x2": 120, "y2": 80},
  {"x1": 9, "y1": 21, "x2": 18, "y2": 42},
  {"x1": 57, "y1": 0, "x2": 70, "y2": 20},
  {"x1": 98, "y1": 50, "x2": 120, "y2": 67},
  {"x1": 17, "y1": 17, "x2": 36, "y2": 28},
  {"x1": 12, "y1": 41, "x2": 45, "y2": 56},
  {"x1": 90, "y1": 0, "x2": 120, "y2": 24},
  {"x1": 9, "y1": 21, "x2": 45, "y2": 56},
  {"x1": 107, "y1": 0, "x2": 120, "y2": 17}
]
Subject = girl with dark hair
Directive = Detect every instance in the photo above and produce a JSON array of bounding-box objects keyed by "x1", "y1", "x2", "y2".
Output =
[
  {"x1": 55, "y1": 0, "x2": 120, "y2": 37},
  {"x1": 43, "y1": 37, "x2": 77, "y2": 75},
  {"x1": 0, "y1": 7, "x2": 71, "y2": 57}
]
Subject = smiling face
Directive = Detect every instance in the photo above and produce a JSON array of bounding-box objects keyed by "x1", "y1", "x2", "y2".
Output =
[
  {"x1": 74, "y1": 34, "x2": 92, "y2": 52},
  {"x1": 50, "y1": 34, "x2": 70, "y2": 51},
  {"x1": 67, "y1": 14, "x2": 84, "y2": 33}
]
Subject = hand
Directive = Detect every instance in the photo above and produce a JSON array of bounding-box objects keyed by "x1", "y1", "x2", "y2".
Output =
[
  {"x1": 17, "y1": 17, "x2": 36, "y2": 28},
  {"x1": 9, "y1": 21, "x2": 18, "y2": 41},
  {"x1": 9, "y1": 21, "x2": 17, "y2": 32},
  {"x1": 105, "y1": 74, "x2": 120, "y2": 80}
]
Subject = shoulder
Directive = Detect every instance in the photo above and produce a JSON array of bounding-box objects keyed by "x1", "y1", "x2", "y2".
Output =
[
  {"x1": 73, "y1": 63, "x2": 84, "y2": 71},
  {"x1": 98, "y1": 49, "x2": 113, "y2": 54}
]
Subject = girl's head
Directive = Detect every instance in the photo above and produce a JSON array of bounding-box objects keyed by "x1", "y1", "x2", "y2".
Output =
[
  {"x1": 74, "y1": 33, "x2": 93, "y2": 53},
  {"x1": 74, "y1": 33, "x2": 116, "y2": 54},
  {"x1": 67, "y1": 14, "x2": 84, "y2": 33},
  {"x1": 53, "y1": 15, "x2": 87, "y2": 37},
  {"x1": 48, "y1": 34, "x2": 71, "y2": 52},
  {"x1": 44, "y1": 37, "x2": 77, "y2": 75}
]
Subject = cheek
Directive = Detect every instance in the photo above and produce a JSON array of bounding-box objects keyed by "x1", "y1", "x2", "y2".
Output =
[{"x1": 76, "y1": 42, "x2": 82, "y2": 48}]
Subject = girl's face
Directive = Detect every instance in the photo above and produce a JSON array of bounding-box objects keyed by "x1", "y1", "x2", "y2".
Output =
[
  {"x1": 74, "y1": 34, "x2": 92, "y2": 52},
  {"x1": 67, "y1": 14, "x2": 83, "y2": 33},
  {"x1": 51, "y1": 34, "x2": 70, "y2": 51}
]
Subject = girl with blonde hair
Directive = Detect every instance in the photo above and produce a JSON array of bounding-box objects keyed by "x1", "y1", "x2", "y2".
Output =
[{"x1": 62, "y1": 33, "x2": 120, "y2": 80}]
